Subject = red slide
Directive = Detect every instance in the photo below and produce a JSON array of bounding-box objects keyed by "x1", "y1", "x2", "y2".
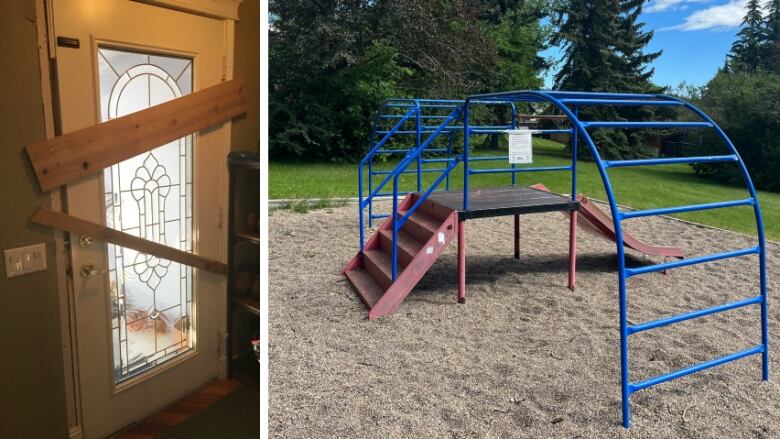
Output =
[{"x1": 531, "y1": 184, "x2": 684, "y2": 259}]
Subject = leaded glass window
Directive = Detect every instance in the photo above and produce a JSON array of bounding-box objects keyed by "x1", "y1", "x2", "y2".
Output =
[{"x1": 98, "y1": 47, "x2": 194, "y2": 383}]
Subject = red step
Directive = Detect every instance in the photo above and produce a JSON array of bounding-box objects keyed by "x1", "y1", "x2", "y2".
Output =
[
  {"x1": 363, "y1": 248, "x2": 395, "y2": 290},
  {"x1": 344, "y1": 268, "x2": 383, "y2": 308},
  {"x1": 378, "y1": 229, "x2": 421, "y2": 267},
  {"x1": 342, "y1": 193, "x2": 459, "y2": 319},
  {"x1": 400, "y1": 209, "x2": 439, "y2": 242}
]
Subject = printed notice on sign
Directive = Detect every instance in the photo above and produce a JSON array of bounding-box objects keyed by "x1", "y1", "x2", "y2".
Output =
[{"x1": 508, "y1": 129, "x2": 533, "y2": 164}]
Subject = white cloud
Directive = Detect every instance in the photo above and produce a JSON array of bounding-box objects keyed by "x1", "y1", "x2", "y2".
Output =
[
  {"x1": 646, "y1": 0, "x2": 710, "y2": 13},
  {"x1": 660, "y1": 0, "x2": 769, "y2": 31}
]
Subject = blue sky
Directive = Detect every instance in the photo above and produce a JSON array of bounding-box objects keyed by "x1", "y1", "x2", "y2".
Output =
[{"x1": 543, "y1": 0, "x2": 760, "y2": 89}]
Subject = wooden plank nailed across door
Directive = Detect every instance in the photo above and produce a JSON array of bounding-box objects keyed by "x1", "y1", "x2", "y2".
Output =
[
  {"x1": 30, "y1": 207, "x2": 229, "y2": 275},
  {"x1": 26, "y1": 79, "x2": 247, "y2": 192}
]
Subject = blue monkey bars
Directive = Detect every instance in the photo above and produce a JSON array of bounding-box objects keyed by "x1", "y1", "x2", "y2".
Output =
[{"x1": 356, "y1": 91, "x2": 769, "y2": 428}]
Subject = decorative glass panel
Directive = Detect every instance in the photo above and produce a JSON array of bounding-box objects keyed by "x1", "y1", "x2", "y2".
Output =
[{"x1": 98, "y1": 47, "x2": 194, "y2": 383}]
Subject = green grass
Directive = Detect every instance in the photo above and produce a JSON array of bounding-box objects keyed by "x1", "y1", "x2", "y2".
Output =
[{"x1": 270, "y1": 138, "x2": 780, "y2": 241}]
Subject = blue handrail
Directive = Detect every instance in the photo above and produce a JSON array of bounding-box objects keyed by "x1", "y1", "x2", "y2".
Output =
[
  {"x1": 362, "y1": 98, "x2": 519, "y2": 228},
  {"x1": 359, "y1": 106, "x2": 419, "y2": 249},
  {"x1": 389, "y1": 107, "x2": 462, "y2": 279}
]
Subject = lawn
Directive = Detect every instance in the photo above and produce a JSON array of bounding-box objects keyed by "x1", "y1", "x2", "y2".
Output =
[{"x1": 270, "y1": 138, "x2": 780, "y2": 241}]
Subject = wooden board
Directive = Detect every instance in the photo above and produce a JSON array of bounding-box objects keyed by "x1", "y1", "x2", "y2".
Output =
[
  {"x1": 30, "y1": 207, "x2": 228, "y2": 275},
  {"x1": 26, "y1": 79, "x2": 247, "y2": 192}
]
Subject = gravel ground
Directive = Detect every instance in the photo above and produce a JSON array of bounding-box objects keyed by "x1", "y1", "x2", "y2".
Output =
[{"x1": 269, "y1": 202, "x2": 780, "y2": 438}]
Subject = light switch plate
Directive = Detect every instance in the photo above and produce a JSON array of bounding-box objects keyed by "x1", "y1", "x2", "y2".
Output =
[{"x1": 4, "y1": 243, "x2": 47, "y2": 279}]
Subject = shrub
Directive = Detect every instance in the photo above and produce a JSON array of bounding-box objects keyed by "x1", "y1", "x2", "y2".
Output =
[{"x1": 691, "y1": 71, "x2": 780, "y2": 191}]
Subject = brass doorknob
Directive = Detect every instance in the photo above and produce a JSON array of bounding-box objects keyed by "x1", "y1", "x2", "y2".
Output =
[{"x1": 79, "y1": 263, "x2": 103, "y2": 279}]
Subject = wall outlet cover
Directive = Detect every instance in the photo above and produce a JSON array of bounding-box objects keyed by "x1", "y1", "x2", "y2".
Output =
[{"x1": 4, "y1": 243, "x2": 47, "y2": 279}]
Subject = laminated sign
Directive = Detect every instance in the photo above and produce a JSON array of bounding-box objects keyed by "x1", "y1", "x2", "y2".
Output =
[{"x1": 508, "y1": 129, "x2": 533, "y2": 164}]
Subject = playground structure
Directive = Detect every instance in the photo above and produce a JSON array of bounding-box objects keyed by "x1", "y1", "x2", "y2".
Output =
[{"x1": 341, "y1": 91, "x2": 769, "y2": 428}]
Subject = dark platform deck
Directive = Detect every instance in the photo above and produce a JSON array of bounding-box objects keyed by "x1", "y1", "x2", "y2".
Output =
[{"x1": 425, "y1": 186, "x2": 578, "y2": 220}]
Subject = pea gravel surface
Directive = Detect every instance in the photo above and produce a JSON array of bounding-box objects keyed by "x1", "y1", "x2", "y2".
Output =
[{"x1": 270, "y1": 202, "x2": 780, "y2": 438}]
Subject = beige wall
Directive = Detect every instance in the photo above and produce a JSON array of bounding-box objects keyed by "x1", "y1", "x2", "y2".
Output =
[
  {"x1": 0, "y1": 1, "x2": 69, "y2": 438},
  {"x1": 231, "y1": 0, "x2": 260, "y2": 153}
]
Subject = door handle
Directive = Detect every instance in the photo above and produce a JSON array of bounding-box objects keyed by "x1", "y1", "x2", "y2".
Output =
[
  {"x1": 79, "y1": 263, "x2": 106, "y2": 280},
  {"x1": 79, "y1": 235, "x2": 94, "y2": 247}
]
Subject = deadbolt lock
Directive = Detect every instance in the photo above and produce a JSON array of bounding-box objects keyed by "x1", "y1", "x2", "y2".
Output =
[
  {"x1": 79, "y1": 263, "x2": 101, "y2": 279},
  {"x1": 79, "y1": 235, "x2": 93, "y2": 247}
]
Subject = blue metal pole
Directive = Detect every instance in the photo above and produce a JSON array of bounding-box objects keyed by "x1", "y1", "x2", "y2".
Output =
[
  {"x1": 445, "y1": 129, "x2": 454, "y2": 191},
  {"x1": 604, "y1": 155, "x2": 738, "y2": 168},
  {"x1": 464, "y1": 102, "x2": 470, "y2": 211},
  {"x1": 511, "y1": 103, "x2": 517, "y2": 186},
  {"x1": 361, "y1": 106, "x2": 418, "y2": 227},
  {"x1": 392, "y1": 175, "x2": 399, "y2": 281},
  {"x1": 469, "y1": 166, "x2": 572, "y2": 174},
  {"x1": 367, "y1": 107, "x2": 382, "y2": 228},
  {"x1": 625, "y1": 246, "x2": 759, "y2": 277},
  {"x1": 397, "y1": 160, "x2": 461, "y2": 229},
  {"x1": 571, "y1": 107, "x2": 578, "y2": 200},
  {"x1": 362, "y1": 105, "x2": 382, "y2": 246},
  {"x1": 619, "y1": 198, "x2": 755, "y2": 220},
  {"x1": 630, "y1": 345, "x2": 765, "y2": 392},
  {"x1": 558, "y1": 98, "x2": 684, "y2": 107},
  {"x1": 582, "y1": 121, "x2": 712, "y2": 129},
  {"x1": 529, "y1": 91, "x2": 631, "y2": 428},
  {"x1": 415, "y1": 100, "x2": 422, "y2": 192},
  {"x1": 628, "y1": 295, "x2": 763, "y2": 335},
  {"x1": 368, "y1": 161, "x2": 374, "y2": 228},
  {"x1": 358, "y1": 163, "x2": 365, "y2": 251}
]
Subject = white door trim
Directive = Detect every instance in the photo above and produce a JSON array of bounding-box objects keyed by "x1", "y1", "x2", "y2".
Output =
[{"x1": 35, "y1": 0, "x2": 84, "y2": 433}]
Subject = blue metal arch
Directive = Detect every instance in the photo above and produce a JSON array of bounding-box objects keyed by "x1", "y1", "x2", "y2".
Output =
[{"x1": 464, "y1": 90, "x2": 768, "y2": 428}]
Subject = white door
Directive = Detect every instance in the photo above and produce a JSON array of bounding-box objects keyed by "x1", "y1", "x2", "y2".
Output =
[{"x1": 51, "y1": 1, "x2": 230, "y2": 437}]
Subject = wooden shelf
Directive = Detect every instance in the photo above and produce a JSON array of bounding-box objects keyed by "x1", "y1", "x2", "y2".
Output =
[
  {"x1": 234, "y1": 297, "x2": 260, "y2": 316},
  {"x1": 227, "y1": 150, "x2": 259, "y2": 379}
]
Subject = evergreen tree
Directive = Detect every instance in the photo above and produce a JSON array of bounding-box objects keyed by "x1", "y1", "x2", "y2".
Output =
[
  {"x1": 764, "y1": 0, "x2": 780, "y2": 71},
  {"x1": 614, "y1": 0, "x2": 662, "y2": 91},
  {"x1": 729, "y1": 0, "x2": 766, "y2": 72},
  {"x1": 551, "y1": 0, "x2": 662, "y2": 159},
  {"x1": 552, "y1": 0, "x2": 660, "y2": 92},
  {"x1": 551, "y1": 0, "x2": 619, "y2": 91},
  {"x1": 484, "y1": 0, "x2": 550, "y2": 89},
  {"x1": 478, "y1": 0, "x2": 550, "y2": 149},
  {"x1": 481, "y1": 0, "x2": 528, "y2": 24}
]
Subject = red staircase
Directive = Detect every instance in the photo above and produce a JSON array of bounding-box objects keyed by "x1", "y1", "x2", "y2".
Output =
[{"x1": 342, "y1": 193, "x2": 458, "y2": 319}]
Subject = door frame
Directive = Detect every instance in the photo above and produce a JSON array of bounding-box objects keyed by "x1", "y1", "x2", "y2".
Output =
[{"x1": 34, "y1": 1, "x2": 242, "y2": 437}]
